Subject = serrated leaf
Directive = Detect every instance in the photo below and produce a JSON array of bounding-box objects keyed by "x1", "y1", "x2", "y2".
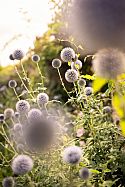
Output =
[{"x1": 93, "y1": 76, "x2": 107, "y2": 92}]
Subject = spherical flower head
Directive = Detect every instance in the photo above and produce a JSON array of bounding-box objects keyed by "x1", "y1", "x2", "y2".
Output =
[
  {"x1": 9, "y1": 54, "x2": 15, "y2": 61},
  {"x1": 52, "y1": 58, "x2": 62, "y2": 69},
  {"x1": 11, "y1": 154, "x2": 33, "y2": 175},
  {"x1": 84, "y1": 87, "x2": 93, "y2": 96},
  {"x1": 71, "y1": 60, "x2": 82, "y2": 70},
  {"x1": 2, "y1": 177, "x2": 15, "y2": 187},
  {"x1": 78, "y1": 79, "x2": 86, "y2": 87},
  {"x1": 16, "y1": 100, "x2": 30, "y2": 114},
  {"x1": 4, "y1": 108, "x2": 14, "y2": 119},
  {"x1": 0, "y1": 114, "x2": 4, "y2": 122},
  {"x1": 31, "y1": 54, "x2": 40, "y2": 63},
  {"x1": 37, "y1": 93, "x2": 49, "y2": 105},
  {"x1": 92, "y1": 48, "x2": 125, "y2": 79},
  {"x1": 14, "y1": 123, "x2": 22, "y2": 132},
  {"x1": 12, "y1": 49, "x2": 24, "y2": 60},
  {"x1": 65, "y1": 69, "x2": 78, "y2": 83},
  {"x1": 61, "y1": 47, "x2": 75, "y2": 62},
  {"x1": 14, "y1": 112, "x2": 20, "y2": 119},
  {"x1": 28, "y1": 108, "x2": 42, "y2": 122},
  {"x1": 79, "y1": 168, "x2": 90, "y2": 180},
  {"x1": 62, "y1": 146, "x2": 82, "y2": 164},
  {"x1": 8, "y1": 80, "x2": 17, "y2": 88},
  {"x1": 103, "y1": 106, "x2": 112, "y2": 114}
]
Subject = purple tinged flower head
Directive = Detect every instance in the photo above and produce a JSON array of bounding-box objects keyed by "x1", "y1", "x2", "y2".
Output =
[
  {"x1": 65, "y1": 69, "x2": 78, "y2": 83},
  {"x1": 37, "y1": 93, "x2": 49, "y2": 106},
  {"x1": 12, "y1": 49, "x2": 24, "y2": 60},
  {"x1": 31, "y1": 54, "x2": 40, "y2": 63},
  {"x1": 8, "y1": 80, "x2": 17, "y2": 88},
  {"x1": 61, "y1": 47, "x2": 75, "y2": 62},
  {"x1": 2, "y1": 177, "x2": 15, "y2": 187},
  {"x1": 16, "y1": 100, "x2": 30, "y2": 114},
  {"x1": 52, "y1": 58, "x2": 62, "y2": 69}
]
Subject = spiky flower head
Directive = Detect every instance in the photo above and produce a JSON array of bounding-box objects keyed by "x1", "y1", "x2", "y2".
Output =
[
  {"x1": 103, "y1": 106, "x2": 112, "y2": 114},
  {"x1": 14, "y1": 112, "x2": 20, "y2": 119},
  {"x1": 4, "y1": 108, "x2": 14, "y2": 119},
  {"x1": 28, "y1": 108, "x2": 42, "y2": 122},
  {"x1": 11, "y1": 154, "x2": 33, "y2": 175},
  {"x1": 92, "y1": 48, "x2": 125, "y2": 79},
  {"x1": 65, "y1": 69, "x2": 78, "y2": 83},
  {"x1": 9, "y1": 54, "x2": 14, "y2": 61},
  {"x1": 84, "y1": 87, "x2": 93, "y2": 96},
  {"x1": 16, "y1": 100, "x2": 30, "y2": 114},
  {"x1": 79, "y1": 168, "x2": 90, "y2": 180},
  {"x1": 13, "y1": 123, "x2": 22, "y2": 132},
  {"x1": 62, "y1": 146, "x2": 82, "y2": 164},
  {"x1": 71, "y1": 60, "x2": 82, "y2": 70},
  {"x1": 78, "y1": 79, "x2": 86, "y2": 87},
  {"x1": 12, "y1": 49, "x2": 24, "y2": 60},
  {"x1": 52, "y1": 58, "x2": 62, "y2": 69},
  {"x1": 61, "y1": 47, "x2": 75, "y2": 62},
  {"x1": 37, "y1": 93, "x2": 49, "y2": 106},
  {"x1": 31, "y1": 54, "x2": 40, "y2": 63},
  {"x1": 2, "y1": 177, "x2": 15, "y2": 187},
  {"x1": 0, "y1": 114, "x2": 4, "y2": 122},
  {"x1": 8, "y1": 80, "x2": 17, "y2": 88}
]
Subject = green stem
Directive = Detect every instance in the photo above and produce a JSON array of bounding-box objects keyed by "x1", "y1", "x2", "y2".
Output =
[{"x1": 36, "y1": 62, "x2": 44, "y2": 89}]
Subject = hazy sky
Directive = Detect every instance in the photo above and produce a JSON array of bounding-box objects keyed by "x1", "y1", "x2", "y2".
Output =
[{"x1": 0, "y1": 0, "x2": 52, "y2": 66}]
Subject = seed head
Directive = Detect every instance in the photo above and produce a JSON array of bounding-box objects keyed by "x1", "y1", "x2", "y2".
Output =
[
  {"x1": 4, "y1": 108, "x2": 14, "y2": 119},
  {"x1": 61, "y1": 47, "x2": 75, "y2": 62},
  {"x1": 65, "y1": 69, "x2": 78, "y2": 83},
  {"x1": 84, "y1": 87, "x2": 93, "y2": 96},
  {"x1": 31, "y1": 54, "x2": 40, "y2": 63},
  {"x1": 11, "y1": 154, "x2": 33, "y2": 175},
  {"x1": 37, "y1": 93, "x2": 49, "y2": 105},
  {"x1": 8, "y1": 80, "x2": 17, "y2": 88},
  {"x1": 92, "y1": 48, "x2": 125, "y2": 79},
  {"x1": 52, "y1": 58, "x2": 62, "y2": 68},
  {"x1": 78, "y1": 79, "x2": 86, "y2": 87},
  {"x1": 2, "y1": 177, "x2": 15, "y2": 187},
  {"x1": 62, "y1": 146, "x2": 82, "y2": 164},
  {"x1": 79, "y1": 167, "x2": 90, "y2": 180},
  {"x1": 28, "y1": 108, "x2": 42, "y2": 122},
  {"x1": 71, "y1": 60, "x2": 82, "y2": 70},
  {"x1": 12, "y1": 49, "x2": 24, "y2": 60},
  {"x1": 16, "y1": 100, "x2": 30, "y2": 114}
]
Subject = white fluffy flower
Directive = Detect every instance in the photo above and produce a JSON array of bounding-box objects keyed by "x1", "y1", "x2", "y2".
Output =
[
  {"x1": 84, "y1": 87, "x2": 93, "y2": 96},
  {"x1": 78, "y1": 79, "x2": 86, "y2": 87},
  {"x1": 61, "y1": 47, "x2": 75, "y2": 62},
  {"x1": 79, "y1": 167, "x2": 90, "y2": 180},
  {"x1": 37, "y1": 93, "x2": 49, "y2": 105},
  {"x1": 65, "y1": 69, "x2": 78, "y2": 83},
  {"x1": 16, "y1": 100, "x2": 30, "y2": 114},
  {"x1": 2, "y1": 177, "x2": 15, "y2": 187},
  {"x1": 4, "y1": 108, "x2": 14, "y2": 119},
  {"x1": 62, "y1": 146, "x2": 82, "y2": 164},
  {"x1": 28, "y1": 108, "x2": 42, "y2": 122},
  {"x1": 11, "y1": 154, "x2": 33, "y2": 175},
  {"x1": 52, "y1": 59, "x2": 62, "y2": 68}
]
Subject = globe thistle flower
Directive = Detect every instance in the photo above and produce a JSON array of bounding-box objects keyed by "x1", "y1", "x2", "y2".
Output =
[
  {"x1": 78, "y1": 79, "x2": 86, "y2": 87},
  {"x1": 4, "y1": 108, "x2": 14, "y2": 119},
  {"x1": 13, "y1": 123, "x2": 22, "y2": 132},
  {"x1": 14, "y1": 112, "x2": 20, "y2": 119},
  {"x1": 92, "y1": 48, "x2": 125, "y2": 79},
  {"x1": 71, "y1": 60, "x2": 82, "y2": 70},
  {"x1": 16, "y1": 100, "x2": 30, "y2": 114},
  {"x1": 84, "y1": 87, "x2": 93, "y2": 96},
  {"x1": 65, "y1": 69, "x2": 78, "y2": 83},
  {"x1": 103, "y1": 106, "x2": 112, "y2": 114},
  {"x1": 52, "y1": 58, "x2": 62, "y2": 69},
  {"x1": 0, "y1": 114, "x2": 4, "y2": 122},
  {"x1": 24, "y1": 118, "x2": 56, "y2": 152},
  {"x1": 2, "y1": 177, "x2": 15, "y2": 187},
  {"x1": 31, "y1": 54, "x2": 40, "y2": 63},
  {"x1": 11, "y1": 154, "x2": 33, "y2": 175},
  {"x1": 61, "y1": 47, "x2": 75, "y2": 62},
  {"x1": 12, "y1": 49, "x2": 24, "y2": 60},
  {"x1": 8, "y1": 80, "x2": 17, "y2": 88},
  {"x1": 79, "y1": 167, "x2": 90, "y2": 180},
  {"x1": 9, "y1": 54, "x2": 14, "y2": 61},
  {"x1": 28, "y1": 108, "x2": 42, "y2": 122},
  {"x1": 37, "y1": 93, "x2": 49, "y2": 106},
  {"x1": 62, "y1": 146, "x2": 82, "y2": 164}
]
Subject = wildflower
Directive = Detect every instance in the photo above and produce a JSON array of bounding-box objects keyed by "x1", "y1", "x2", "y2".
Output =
[
  {"x1": 103, "y1": 106, "x2": 112, "y2": 114},
  {"x1": 61, "y1": 47, "x2": 75, "y2": 62},
  {"x1": 76, "y1": 128, "x2": 84, "y2": 137},
  {"x1": 2, "y1": 177, "x2": 15, "y2": 187},
  {"x1": 13, "y1": 123, "x2": 22, "y2": 132},
  {"x1": 11, "y1": 154, "x2": 33, "y2": 175},
  {"x1": 0, "y1": 114, "x2": 4, "y2": 122},
  {"x1": 9, "y1": 54, "x2": 14, "y2": 61},
  {"x1": 92, "y1": 48, "x2": 125, "y2": 79},
  {"x1": 84, "y1": 87, "x2": 93, "y2": 96},
  {"x1": 8, "y1": 80, "x2": 17, "y2": 88},
  {"x1": 62, "y1": 146, "x2": 82, "y2": 164},
  {"x1": 78, "y1": 79, "x2": 86, "y2": 87},
  {"x1": 14, "y1": 112, "x2": 20, "y2": 119},
  {"x1": 79, "y1": 167, "x2": 90, "y2": 180},
  {"x1": 65, "y1": 69, "x2": 78, "y2": 83},
  {"x1": 52, "y1": 58, "x2": 62, "y2": 69},
  {"x1": 4, "y1": 108, "x2": 14, "y2": 119},
  {"x1": 16, "y1": 100, "x2": 30, "y2": 114},
  {"x1": 31, "y1": 54, "x2": 40, "y2": 63},
  {"x1": 71, "y1": 60, "x2": 82, "y2": 70},
  {"x1": 12, "y1": 49, "x2": 24, "y2": 60},
  {"x1": 28, "y1": 108, "x2": 42, "y2": 122},
  {"x1": 37, "y1": 93, "x2": 49, "y2": 106}
]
